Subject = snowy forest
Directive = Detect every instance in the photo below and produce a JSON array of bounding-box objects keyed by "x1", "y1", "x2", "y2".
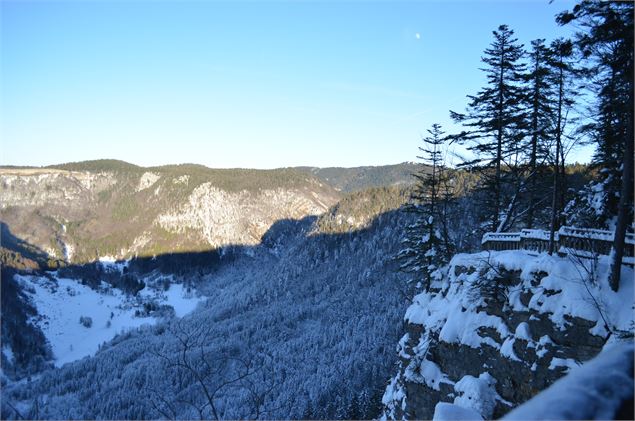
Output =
[{"x1": 1, "y1": 0, "x2": 633, "y2": 420}]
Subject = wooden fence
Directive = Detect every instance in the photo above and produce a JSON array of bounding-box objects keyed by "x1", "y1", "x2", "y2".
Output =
[{"x1": 482, "y1": 226, "x2": 635, "y2": 265}]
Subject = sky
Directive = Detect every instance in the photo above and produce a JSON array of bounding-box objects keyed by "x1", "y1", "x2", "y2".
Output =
[{"x1": 1, "y1": 0, "x2": 592, "y2": 169}]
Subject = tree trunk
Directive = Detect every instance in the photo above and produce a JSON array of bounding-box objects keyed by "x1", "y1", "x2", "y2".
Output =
[
  {"x1": 608, "y1": 88, "x2": 634, "y2": 291},
  {"x1": 527, "y1": 54, "x2": 541, "y2": 229},
  {"x1": 558, "y1": 143, "x2": 567, "y2": 227},
  {"x1": 494, "y1": 49, "x2": 505, "y2": 232},
  {"x1": 549, "y1": 65, "x2": 565, "y2": 255},
  {"x1": 548, "y1": 144, "x2": 561, "y2": 255}
]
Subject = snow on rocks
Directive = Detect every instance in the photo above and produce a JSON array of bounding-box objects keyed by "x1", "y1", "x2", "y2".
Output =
[
  {"x1": 405, "y1": 357, "x2": 454, "y2": 392},
  {"x1": 453, "y1": 373, "x2": 507, "y2": 419},
  {"x1": 502, "y1": 341, "x2": 634, "y2": 420},
  {"x1": 382, "y1": 248, "x2": 634, "y2": 420},
  {"x1": 381, "y1": 372, "x2": 407, "y2": 421},
  {"x1": 99, "y1": 255, "x2": 128, "y2": 272},
  {"x1": 514, "y1": 322, "x2": 531, "y2": 341},
  {"x1": 433, "y1": 402, "x2": 484, "y2": 421}
]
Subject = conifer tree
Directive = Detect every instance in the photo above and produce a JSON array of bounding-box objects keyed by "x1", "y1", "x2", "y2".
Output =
[
  {"x1": 524, "y1": 39, "x2": 554, "y2": 228},
  {"x1": 398, "y1": 124, "x2": 451, "y2": 293},
  {"x1": 558, "y1": 1, "x2": 633, "y2": 288},
  {"x1": 547, "y1": 39, "x2": 576, "y2": 255},
  {"x1": 449, "y1": 25, "x2": 527, "y2": 232}
]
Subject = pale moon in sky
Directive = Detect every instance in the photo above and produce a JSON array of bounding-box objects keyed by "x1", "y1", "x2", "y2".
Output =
[{"x1": 415, "y1": 32, "x2": 420, "y2": 40}]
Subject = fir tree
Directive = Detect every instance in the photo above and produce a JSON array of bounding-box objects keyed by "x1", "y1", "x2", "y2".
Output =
[
  {"x1": 398, "y1": 123, "x2": 451, "y2": 293},
  {"x1": 523, "y1": 38, "x2": 554, "y2": 228},
  {"x1": 547, "y1": 39, "x2": 576, "y2": 254},
  {"x1": 558, "y1": 0, "x2": 634, "y2": 288},
  {"x1": 450, "y1": 24, "x2": 527, "y2": 232}
]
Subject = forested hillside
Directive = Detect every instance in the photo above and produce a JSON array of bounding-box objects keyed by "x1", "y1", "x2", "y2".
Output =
[
  {"x1": 1, "y1": 188, "x2": 412, "y2": 420},
  {"x1": 0, "y1": 161, "x2": 340, "y2": 263},
  {"x1": 296, "y1": 163, "x2": 421, "y2": 193}
]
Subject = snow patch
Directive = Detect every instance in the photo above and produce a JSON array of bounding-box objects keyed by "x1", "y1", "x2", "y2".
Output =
[
  {"x1": 500, "y1": 337, "x2": 521, "y2": 362},
  {"x1": 433, "y1": 402, "x2": 483, "y2": 421},
  {"x1": 453, "y1": 372, "x2": 506, "y2": 419},
  {"x1": 17, "y1": 274, "x2": 203, "y2": 367},
  {"x1": 503, "y1": 342, "x2": 634, "y2": 420}
]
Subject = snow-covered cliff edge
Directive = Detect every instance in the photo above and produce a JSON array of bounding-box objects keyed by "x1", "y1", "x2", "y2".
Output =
[{"x1": 381, "y1": 250, "x2": 634, "y2": 420}]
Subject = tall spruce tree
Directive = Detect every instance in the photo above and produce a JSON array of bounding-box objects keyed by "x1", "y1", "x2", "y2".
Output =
[
  {"x1": 398, "y1": 123, "x2": 451, "y2": 293},
  {"x1": 558, "y1": 1, "x2": 634, "y2": 289},
  {"x1": 547, "y1": 39, "x2": 576, "y2": 255},
  {"x1": 524, "y1": 39, "x2": 554, "y2": 229},
  {"x1": 449, "y1": 25, "x2": 527, "y2": 232}
]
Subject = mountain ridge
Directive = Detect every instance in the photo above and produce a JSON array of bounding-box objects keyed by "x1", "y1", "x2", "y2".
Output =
[{"x1": 0, "y1": 160, "x2": 417, "y2": 265}]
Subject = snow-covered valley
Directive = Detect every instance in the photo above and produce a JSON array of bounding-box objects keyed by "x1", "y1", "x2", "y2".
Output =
[{"x1": 14, "y1": 273, "x2": 202, "y2": 367}]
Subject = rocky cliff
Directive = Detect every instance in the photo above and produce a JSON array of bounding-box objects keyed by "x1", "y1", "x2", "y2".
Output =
[
  {"x1": 0, "y1": 162, "x2": 340, "y2": 263},
  {"x1": 381, "y1": 250, "x2": 634, "y2": 420}
]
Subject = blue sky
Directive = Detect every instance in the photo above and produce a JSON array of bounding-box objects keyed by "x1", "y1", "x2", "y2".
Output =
[{"x1": 1, "y1": 0, "x2": 590, "y2": 169}]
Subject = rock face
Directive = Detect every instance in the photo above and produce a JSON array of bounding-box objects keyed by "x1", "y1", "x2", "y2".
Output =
[
  {"x1": 502, "y1": 342, "x2": 634, "y2": 421},
  {"x1": 0, "y1": 165, "x2": 340, "y2": 263},
  {"x1": 381, "y1": 250, "x2": 634, "y2": 420},
  {"x1": 156, "y1": 183, "x2": 331, "y2": 248}
]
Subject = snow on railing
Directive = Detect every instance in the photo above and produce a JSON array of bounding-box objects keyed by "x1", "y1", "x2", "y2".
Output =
[
  {"x1": 558, "y1": 226, "x2": 634, "y2": 245},
  {"x1": 520, "y1": 229, "x2": 555, "y2": 242},
  {"x1": 481, "y1": 226, "x2": 634, "y2": 262},
  {"x1": 481, "y1": 232, "x2": 521, "y2": 245}
]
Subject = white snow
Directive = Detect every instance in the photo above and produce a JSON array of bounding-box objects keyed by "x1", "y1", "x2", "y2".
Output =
[
  {"x1": 397, "y1": 333, "x2": 411, "y2": 359},
  {"x1": 535, "y1": 335, "x2": 554, "y2": 359},
  {"x1": 520, "y1": 229, "x2": 553, "y2": 241},
  {"x1": 514, "y1": 322, "x2": 532, "y2": 341},
  {"x1": 481, "y1": 232, "x2": 521, "y2": 245},
  {"x1": 405, "y1": 357, "x2": 454, "y2": 391},
  {"x1": 381, "y1": 372, "x2": 407, "y2": 420},
  {"x1": 453, "y1": 372, "x2": 506, "y2": 419},
  {"x1": 483, "y1": 226, "x2": 633, "y2": 249},
  {"x1": 433, "y1": 402, "x2": 484, "y2": 421},
  {"x1": 500, "y1": 337, "x2": 521, "y2": 362},
  {"x1": 548, "y1": 357, "x2": 579, "y2": 372},
  {"x1": 400, "y1": 249, "x2": 634, "y2": 395},
  {"x1": 16, "y1": 274, "x2": 203, "y2": 367},
  {"x1": 385, "y1": 248, "x2": 634, "y2": 420},
  {"x1": 139, "y1": 283, "x2": 202, "y2": 318},
  {"x1": 405, "y1": 262, "x2": 510, "y2": 351},
  {"x1": 62, "y1": 242, "x2": 74, "y2": 262},
  {"x1": 2, "y1": 344, "x2": 15, "y2": 363},
  {"x1": 503, "y1": 341, "x2": 634, "y2": 420}
]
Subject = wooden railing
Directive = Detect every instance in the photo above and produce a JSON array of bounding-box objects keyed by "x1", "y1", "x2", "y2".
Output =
[{"x1": 482, "y1": 226, "x2": 635, "y2": 265}]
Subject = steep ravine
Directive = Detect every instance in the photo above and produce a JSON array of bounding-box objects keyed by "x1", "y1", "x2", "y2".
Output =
[{"x1": 381, "y1": 250, "x2": 634, "y2": 420}]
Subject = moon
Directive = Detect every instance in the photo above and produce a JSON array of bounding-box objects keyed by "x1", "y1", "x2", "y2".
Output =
[{"x1": 415, "y1": 32, "x2": 420, "y2": 40}]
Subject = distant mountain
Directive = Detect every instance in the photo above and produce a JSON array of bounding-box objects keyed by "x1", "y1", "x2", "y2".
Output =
[
  {"x1": 0, "y1": 161, "x2": 340, "y2": 264},
  {"x1": 0, "y1": 160, "x2": 420, "y2": 266},
  {"x1": 296, "y1": 162, "x2": 424, "y2": 193}
]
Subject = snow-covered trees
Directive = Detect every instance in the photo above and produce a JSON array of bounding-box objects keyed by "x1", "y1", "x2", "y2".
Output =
[
  {"x1": 398, "y1": 124, "x2": 452, "y2": 293},
  {"x1": 445, "y1": 3, "x2": 632, "y2": 289},
  {"x1": 557, "y1": 0, "x2": 634, "y2": 288},
  {"x1": 148, "y1": 321, "x2": 281, "y2": 420},
  {"x1": 2, "y1": 204, "x2": 410, "y2": 420}
]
